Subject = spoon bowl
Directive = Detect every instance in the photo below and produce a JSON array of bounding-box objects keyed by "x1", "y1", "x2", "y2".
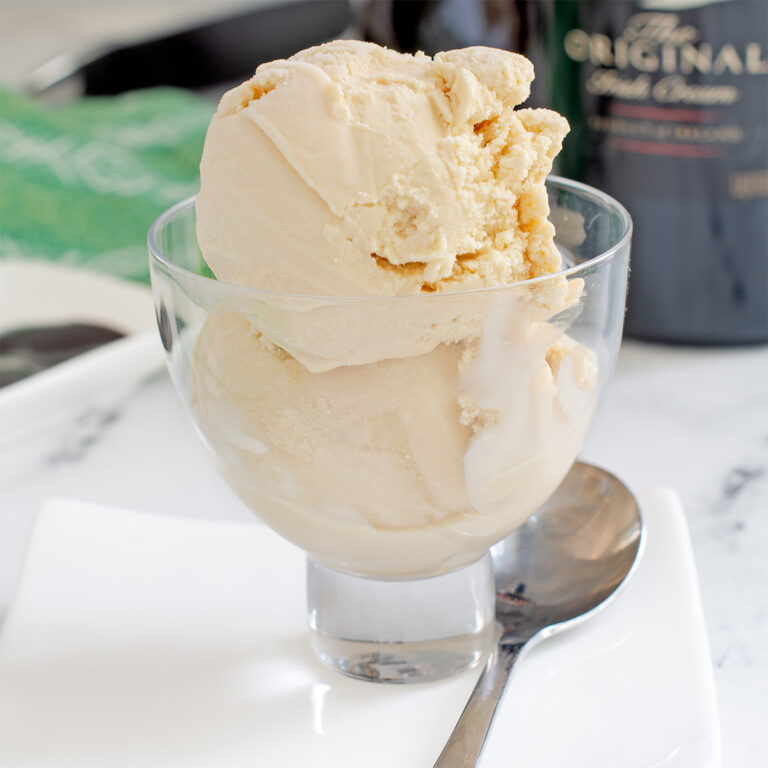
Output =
[
  {"x1": 434, "y1": 461, "x2": 644, "y2": 767},
  {"x1": 493, "y1": 461, "x2": 644, "y2": 641}
]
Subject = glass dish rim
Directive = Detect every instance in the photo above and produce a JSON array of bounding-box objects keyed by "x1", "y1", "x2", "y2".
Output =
[{"x1": 148, "y1": 175, "x2": 632, "y2": 303}]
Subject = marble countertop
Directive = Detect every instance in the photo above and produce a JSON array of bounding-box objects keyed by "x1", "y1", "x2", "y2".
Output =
[{"x1": 2, "y1": 338, "x2": 766, "y2": 766}]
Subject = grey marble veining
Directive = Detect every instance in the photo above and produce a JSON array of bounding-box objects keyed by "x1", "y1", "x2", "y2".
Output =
[
  {"x1": 1, "y1": 339, "x2": 767, "y2": 767},
  {"x1": 581, "y1": 342, "x2": 768, "y2": 768}
]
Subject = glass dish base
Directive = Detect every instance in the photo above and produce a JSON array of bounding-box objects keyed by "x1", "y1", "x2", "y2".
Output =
[
  {"x1": 306, "y1": 555, "x2": 496, "y2": 684},
  {"x1": 310, "y1": 630, "x2": 495, "y2": 684}
]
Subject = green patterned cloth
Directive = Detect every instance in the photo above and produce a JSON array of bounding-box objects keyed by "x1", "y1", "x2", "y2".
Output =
[{"x1": 0, "y1": 87, "x2": 214, "y2": 284}]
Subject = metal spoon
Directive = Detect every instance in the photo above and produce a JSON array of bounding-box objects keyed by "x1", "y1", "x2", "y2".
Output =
[{"x1": 433, "y1": 461, "x2": 644, "y2": 767}]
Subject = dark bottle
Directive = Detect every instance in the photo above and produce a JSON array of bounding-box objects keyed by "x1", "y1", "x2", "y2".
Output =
[{"x1": 363, "y1": 0, "x2": 768, "y2": 345}]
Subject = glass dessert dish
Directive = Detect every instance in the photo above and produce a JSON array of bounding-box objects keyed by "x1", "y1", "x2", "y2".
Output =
[{"x1": 148, "y1": 176, "x2": 631, "y2": 684}]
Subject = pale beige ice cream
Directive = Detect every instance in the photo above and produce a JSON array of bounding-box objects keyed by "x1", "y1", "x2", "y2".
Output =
[
  {"x1": 196, "y1": 41, "x2": 567, "y2": 298},
  {"x1": 195, "y1": 41, "x2": 570, "y2": 372},
  {"x1": 191, "y1": 41, "x2": 597, "y2": 578}
]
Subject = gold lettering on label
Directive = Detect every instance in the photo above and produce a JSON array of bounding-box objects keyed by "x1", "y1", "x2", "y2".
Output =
[
  {"x1": 661, "y1": 44, "x2": 677, "y2": 73},
  {"x1": 590, "y1": 34, "x2": 614, "y2": 66},
  {"x1": 653, "y1": 75, "x2": 740, "y2": 105},
  {"x1": 713, "y1": 44, "x2": 744, "y2": 75},
  {"x1": 623, "y1": 13, "x2": 673, "y2": 43},
  {"x1": 673, "y1": 124, "x2": 743, "y2": 143},
  {"x1": 729, "y1": 170, "x2": 768, "y2": 200},
  {"x1": 564, "y1": 29, "x2": 590, "y2": 62},
  {"x1": 745, "y1": 44, "x2": 768, "y2": 74},
  {"x1": 624, "y1": 13, "x2": 696, "y2": 45},
  {"x1": 589, "y1": 115, "x2": 745, "y2": 144},
  {"x1": 615, "y1": 38, "x2": 630, "y2": 69},
  {"x1": 680, "y1": 43, "x2": 712, "y2": 74},
  {"x1": 563, "y1": 19, "x2": 768, "y2": 79},
  {"x1": 589, "y1": 115, "x2": 679, "y2": 141},
  {"x1": 629, "y1": 40, "x2": 660, "y2": 72},
  {"x1": 586, "y1": 70, "x2": 651, "y2": 99},
  {"x1": 589, "y1": 116, "x2": 640, "y2": 137}
]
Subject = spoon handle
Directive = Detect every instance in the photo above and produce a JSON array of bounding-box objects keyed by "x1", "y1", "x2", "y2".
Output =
[{"x1": 432, "y1": 640, "x2": 525, "y2": 767}]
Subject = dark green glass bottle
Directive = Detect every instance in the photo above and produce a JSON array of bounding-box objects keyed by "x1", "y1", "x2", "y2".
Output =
[{"x1": 364, "y1": 0, "x2": 768, "y2": 344}]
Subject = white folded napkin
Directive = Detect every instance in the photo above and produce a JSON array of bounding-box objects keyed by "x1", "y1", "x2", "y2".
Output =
[{"x1": 0, "y1": 491, "x2": 720, "y2": 768}]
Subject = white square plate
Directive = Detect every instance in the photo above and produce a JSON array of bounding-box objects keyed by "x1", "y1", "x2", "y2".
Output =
[
  {"x1": 0, "y1": 260, "x2": 154, "y2": 336},
  {"x1": 0, "y1": 490, "x2": 720, "y2": 767}
]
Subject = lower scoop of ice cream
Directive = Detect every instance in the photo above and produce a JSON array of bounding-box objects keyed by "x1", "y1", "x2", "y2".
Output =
[
  {"x1": 190, "y1": 293, "x2": 597, "y2": 578},
  {"x1": 188, "y1": 41, "x2": 596, "y2": 577}
]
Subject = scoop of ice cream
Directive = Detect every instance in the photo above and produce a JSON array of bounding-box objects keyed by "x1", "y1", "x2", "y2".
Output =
[
  {"x1": 190, "y1": 41, "x2": 596, "y2": 578},
  {"x1": 191, "y1": 303, "x2": 597, "y2": 578},
  {"x1": 196, "y1": 40, "x2": 568, "y2": 298},
  {"x1": 196, "y1": 41, "x2": 569, "y2": 371}
]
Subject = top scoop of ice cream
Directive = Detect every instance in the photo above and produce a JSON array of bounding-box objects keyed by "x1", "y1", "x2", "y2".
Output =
[
  {"x1": 196, "y1": 40, "x2": 569, "y2": 297},
  {"x1": 189, "y1": 42, "x2": 597, "y2": 578}
]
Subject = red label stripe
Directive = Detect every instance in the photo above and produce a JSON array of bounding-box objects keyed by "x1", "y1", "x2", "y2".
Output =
[
  {"x1": 608, "y1": 104, "x2": 722, "y2": 123},
  {"x1": 610, "y1": 138, "x2": 724, "y2": 157}
]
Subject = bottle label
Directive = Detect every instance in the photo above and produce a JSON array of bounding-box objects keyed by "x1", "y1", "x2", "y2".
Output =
[{"x1": 552, "y1": 1, "x2": 768, "y2": 202}]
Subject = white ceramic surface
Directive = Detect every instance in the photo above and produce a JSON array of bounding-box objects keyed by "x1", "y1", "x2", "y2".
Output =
[
  {"x1": 0, "y1": 492, "x2": 720, "y2": 768},
  {"x1": 0, "y1": 260, "x2": 155, "y2": 335}
]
